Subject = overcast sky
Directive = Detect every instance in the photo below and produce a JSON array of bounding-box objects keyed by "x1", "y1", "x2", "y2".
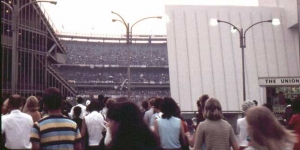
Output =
[{"x1": 41, "y1": 0, "x2": 258, "y2": 36}]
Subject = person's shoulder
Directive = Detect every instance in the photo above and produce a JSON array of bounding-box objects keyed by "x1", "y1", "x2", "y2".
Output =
[{"x1": 220, "y1": 119, "x2": 233, "y2": 127}]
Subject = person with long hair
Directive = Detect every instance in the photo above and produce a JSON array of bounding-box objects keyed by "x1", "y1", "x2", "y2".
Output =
[
  {"x1": 246, "y1": 106, "x2": 297, "y2": 150},
  {"x1": 154, "y1": 97, "x2": 187, "y2": 150},
  {"x1": 105, "y1": 97, "x2": 159, "y2": 150},
  {"x1": 23, "y1": 96, "x2": 41, "y2": 123},
  {"x1": 193, "y1": 98, "x2": 239, "y2": 150},
  {"x1": 289, "y1": 97, "x2": 300, "y2": 150}
]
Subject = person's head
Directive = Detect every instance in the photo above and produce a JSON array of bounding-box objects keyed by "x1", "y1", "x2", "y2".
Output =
[
  {"x1": 8, "y1": 94, "x2": 22, "y2": 110},
  {"x1": 98, "y1": 94, "x2": 104, "y2": 101},
  {"x1": 141, "y1": 100, "x2": 149, "y2": 111},
  {"x1": 253, "y1": 100, "x2": 258, "y2": 106},
  {"x1": 2, "y1": 99, "x2": 10, "y2": 114},
  {"x1": 262, "y1": 103, "x2": 273, "y2": 112},
  {"x1": 24, "y1": 96, "x2": 39, "y2": 112},
  {"x1": 86, "y1": 99, "x2": 101, "y2": 112},
  {"x1": 242, "y1": 100, "x2": 255, "y2": 113},
  {"x1": 197, "y1": 94, "x2": 209, "y2": 112},
  {"x1": 116, "y1": 96, "x2": 128, "y2": 103},
  {"x1": 106, "y1": 98, "x2": 116, "y2": 110},
  {"x1": 285, "y1": 99, "x2": 292, "y2": 105},
  {"x1": 43, "y1": 87, "x2": 63, "y2": 110},
  {"x1": 203, "y1": 98, "x2": 224, "y2": 120},
  {"x1": 104, "y1": 97, "x2": 110, "y2": 105},
  {"x1": 73, "y1": 106, "x2": 82, "y2": 118},
  {"x1": 106, "y1": 100, "x2": 158, "y2": 149},
  {"x1": 36, "y1": 92, "x2": 43, "y2": 101},
  {"x1": 153, "y1": 97, "x2": 164, "y2": 112},
  {"x1": 161, "y1": 97, "x2": 178, "y2": 119},
  {"x1": 21, "y1": 97, "x2": 27, "y2": 109},
  {"x1": 148, "y1": 97, "x2": 156, "y2": 107},
  {"x1": 291, "y1": 97, "x2": 300, "y2": 114},
  {"x1": 77, "y1": 97, "x2": 84, "y2": 104},
  {"x1": 246, "y1": 106, "x2": 297, "y2": 149}
]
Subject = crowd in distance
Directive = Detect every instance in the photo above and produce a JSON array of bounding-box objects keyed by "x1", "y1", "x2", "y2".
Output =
[{"x1": 1, "y1": 88, "x2": 300, "y2": 150}]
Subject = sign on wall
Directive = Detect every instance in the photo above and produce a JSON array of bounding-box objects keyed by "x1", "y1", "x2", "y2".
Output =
[{"x1": 259, "y1": 77, "x2": 300, "y2": 86}]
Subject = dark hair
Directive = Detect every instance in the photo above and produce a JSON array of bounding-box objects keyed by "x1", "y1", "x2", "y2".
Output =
[
  {"x1": 107, "y1": 101, "x2": 159, "y2": 150},
  {"x1": 116, "y1": 97, "x2": 128, "y2": 103},
  {"x1": 141, "y1": 100, "x2": 149, "y2": 111},
  {"x1": 8, "y1": 94, "x2": 22, "y2": 109},
  {"x1": 106, "y1": 98, "x2": 116, "y2": 109},
  {"x1": 43, "y1": 87, "x2": 63, "y2": 110},
  {"x1": 87, "y1": 99, "x2": 101, "y2": 112},
  {"x1": 148, "y1": 97, "x2": 156, "y2": 106},
  {"x1": 98, "y1": 94, "x2": 104, "y2": 101},
  {"x1": 253, "y1": 100, "x2": 258, "y2": 106},
  {"x1": 77, "y1": 97, "x2": 84, "y2": 104},
  {"x1": 161, "y1": 97, "x2": 178, "y2": 119},
  {"x1": 291, "y1": 97, "x2": 300, "y2": 114},
  {"x1": 197, "y1": 94, "x2": 209, "y2": 111},
  {"x1": 153, "y1": 97, "x2": 164, "y2": 110},
  {"x1": 74, "y1": 106, "x2": 82, "y2": 118},
  {"x1": 262, "y1": 103, "x2": 273, "y2": 112},
  {"x1": 36, "y1": 92, "x2": 43, "y2": 97},
  {"x1": 203, "y1": 98, "x2": 224, "y2": 120},
  {"x1": 285, "y1": 99, "x2": 292, "y2": 105}
]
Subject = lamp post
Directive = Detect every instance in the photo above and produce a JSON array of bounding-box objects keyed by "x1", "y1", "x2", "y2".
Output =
[
  {"x1": 210, "y1": 18, "x2": 280, "y2": 101},
  {"x1": 111, "y1": 11, "x2": 162, "y2": 98},
  {"x1": 1, "y1": 0, "x2": 57, "y2": 94}
]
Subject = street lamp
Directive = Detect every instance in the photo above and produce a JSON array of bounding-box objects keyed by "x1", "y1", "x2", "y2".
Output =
[
  {"x1": 210, "y1": 18, "x2": 280, "y2": 101},
  {"x1": 1, "y1": 0, "x2": 57, "y2": 94},
  {"x1": 111, "y1": 11, "x2": 162, "y2": 98}
]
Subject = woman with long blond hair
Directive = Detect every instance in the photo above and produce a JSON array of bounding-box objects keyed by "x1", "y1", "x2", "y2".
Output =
[
  {"x1": 245, "y1": 106, "x2": 297, "y2": 150},
  {"x1": 23, "y1": 96, "x2": 41, "y2": 122}
]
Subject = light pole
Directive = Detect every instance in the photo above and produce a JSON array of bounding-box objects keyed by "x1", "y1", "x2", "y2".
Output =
[
  {"x1": 111, "y1": 11, "x2": 162, "y2": 98},
  {"x1": 1, "y1": 0, "x2": 57, "y2": 94},
  {"x1": 210, "y1": 18, "x2": 280, "y2": 101}
]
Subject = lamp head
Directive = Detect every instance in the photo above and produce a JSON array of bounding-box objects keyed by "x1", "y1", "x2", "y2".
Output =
[
  {"x1": 231, "y1": 26, "x2": 238, "y2": 33},
  {"x1": 112, "y1": 19, "x2": 117, "y2": 22},
  {"x1": 272, "y1": 18, "x2": 280, "y2": 26},
  {"x1": 50, "y1": 1, "x2": 57, "y2": 5},
  {"x1": 157, "y1": 16, "x2": 162, "y2": 19},
  {"x1": 210, "y1": 19, "x2": 219, "y2": 26},
  {"x1": 162, "y1": 15, "x2": 170, "y2": 23}
]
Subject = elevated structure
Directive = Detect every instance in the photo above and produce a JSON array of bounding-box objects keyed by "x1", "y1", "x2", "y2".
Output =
[{"x1": 1, "y1": 0, "x2": 77, "y2": 96}]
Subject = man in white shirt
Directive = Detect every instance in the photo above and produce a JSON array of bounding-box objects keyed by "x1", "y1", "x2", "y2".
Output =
[
  {"x1": 1, "y1": 94, "x2": 34, "y2": 149},
  {"x1": 69, "y1": 97, "x2": 86, "y2": 119},
  {"x1": 237, "y1": 100, "x2": 255, "y2": 149}
]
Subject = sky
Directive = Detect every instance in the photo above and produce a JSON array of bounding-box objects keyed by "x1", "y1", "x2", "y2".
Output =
[{"x1": 41, "y1": 0, "x2": 258, "y2": 36}]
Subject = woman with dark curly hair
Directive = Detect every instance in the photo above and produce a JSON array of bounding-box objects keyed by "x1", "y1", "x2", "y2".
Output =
[{"x1": 105, "y1": 97, "x2": 159, "y2": 150}]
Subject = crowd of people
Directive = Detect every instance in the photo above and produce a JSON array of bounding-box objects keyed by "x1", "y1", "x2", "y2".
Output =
[
  {"x1": 1, "y1": 88, "x2": 300, "y2": 150},
  {"x1": 54, "y1": 66, "x2": 170, "y2": 84},
  {"x1": 63, "y1": 41, "x2": 168, "y2": 66}
]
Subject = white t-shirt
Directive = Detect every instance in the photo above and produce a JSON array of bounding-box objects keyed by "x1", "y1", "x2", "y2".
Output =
[
  {"x1": 85, "y1": 111, "x2": 106, "y2": 146},
  {"x1": 237, "y1": 117, "x2": 249, "y2": 147},
  {"x1": 69, "y1": 104, "x2": 86, "y2": 119},
  {"x1": 2, "y1": 109, "x2": 33, "y2": 149}
]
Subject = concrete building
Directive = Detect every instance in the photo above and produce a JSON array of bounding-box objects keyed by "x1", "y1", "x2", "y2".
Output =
[{"x1": 166, "y1": 0, "x2": 299, "y2": 119}]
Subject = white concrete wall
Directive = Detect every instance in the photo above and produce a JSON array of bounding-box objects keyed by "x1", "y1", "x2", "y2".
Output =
[
  {"x1": 258, "y1": 0, "x2": 298, "y2": 28},
  {"x1": 165, "y1": 5, "x2": 300, "y2": 111}
]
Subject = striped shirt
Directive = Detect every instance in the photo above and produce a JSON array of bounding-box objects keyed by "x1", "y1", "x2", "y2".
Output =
[{"x1": 30, "y1": 115, "x2": 81, "y2": 150}]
